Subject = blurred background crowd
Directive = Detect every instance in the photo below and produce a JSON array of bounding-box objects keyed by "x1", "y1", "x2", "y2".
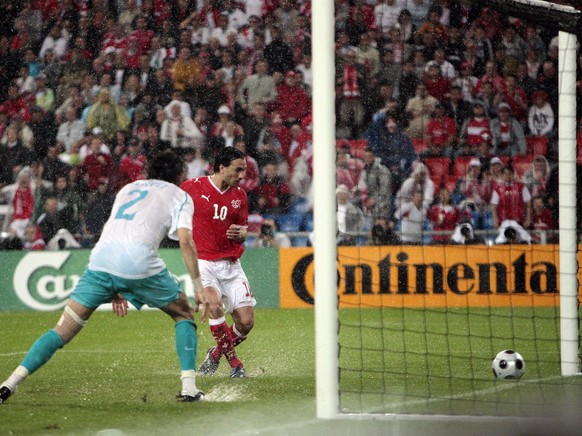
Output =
[{"x1": 0, "y1": 0, "x2": 579, "y2": 250}]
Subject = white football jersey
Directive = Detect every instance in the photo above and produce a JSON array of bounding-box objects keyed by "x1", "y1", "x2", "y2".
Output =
[{"x1": 89, "y1": 180, "x2": 194, "y2": 279}]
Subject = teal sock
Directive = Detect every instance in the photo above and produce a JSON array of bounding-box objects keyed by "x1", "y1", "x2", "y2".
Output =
[
  {"x1": 21, "y1": 330, "x2": 65, "y2": 374},
  {"x1": 175, "y1": 320, "x2": 197, "y2": 371}
]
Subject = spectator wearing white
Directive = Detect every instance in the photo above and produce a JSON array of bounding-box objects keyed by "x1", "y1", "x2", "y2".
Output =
[
  {"x1": 336, "y1": 184, "x2": 365, "y2": 246},
  {"x1": 39, "y1": 24, "x2": 69, "y2": 60},
  {"x1": 374, "y1": 0, "x2": 402, "y2": 35},
  {"x1": 56, "y1": 106, "x2": 86, "y2": 153},
  {"x1": 237, "y1": 60, "x2": 278, "y2": 113},
  {"x1": 160, "y1": 101, "x2": 199, "y2": 149},
  {"x1": 425, "y1": 48, "x2": 456, "y2": 80},
  {"x1": 78, "y1": 128, "x2": 111, "y2": 161},
  {"x1": 0, "y1": 167, "x2": 38, "y2": 239},
  {"x1": 223, "y1": 0, "x2": 248, "y2": 30},
  {"x1": 396, "y1": 162, "x2": 435, "y2": 210},
  {"x1": 490, "y1": 102, "x2": 526, "y2": 156},
  {"x1": 164, "y1": 91, "x2": 192, "y2": 120},
  {"x1": 209, "y1": 13, "x2": 238, "y2": 47},
  {"x1": 528, "y1": 90, "x2": 554, "y2": 138},
  {"x1": 394, "y1": 190, "x2": 427, "y2": 244}
]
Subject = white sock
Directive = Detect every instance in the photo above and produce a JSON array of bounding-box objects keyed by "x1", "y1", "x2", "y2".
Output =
[
  {"x1": 180, "y1": 370, "x2": 198, "y2": 394},
  {"x1": 3, "y1": 366, "x2": 29, "y2": 390}
]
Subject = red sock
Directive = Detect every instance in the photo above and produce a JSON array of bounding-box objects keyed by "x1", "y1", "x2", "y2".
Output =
[
  {"x1": 211, "y1": 324, "x2": 247, "y2": 361},
  {"x1": 209, "y1": 321, "x2": 242, "y2": 368},
  {"x1": 230, "y1": 324, "x2": 247, "y2": 347}
]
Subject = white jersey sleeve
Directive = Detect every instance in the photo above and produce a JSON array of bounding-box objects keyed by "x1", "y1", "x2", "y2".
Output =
[{"x1": 89, "y1": 180, "x2": 194, "y2": 279}]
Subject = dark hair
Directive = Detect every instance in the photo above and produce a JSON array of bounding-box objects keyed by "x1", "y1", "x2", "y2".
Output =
[
  {"x1": 213, "y1": 147, "x2": 245, "y2": 173},
  {"x1": 147, "y1": 150, "x2": 185, "y2": 184}
]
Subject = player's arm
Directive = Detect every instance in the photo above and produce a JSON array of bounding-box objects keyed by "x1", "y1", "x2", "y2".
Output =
[
  {"x1": 226, "y1": 224, "x2": 247, "y2": 243},
  {"x1": 177, "y1": 227, "x2": 208, "y2": 322},
  {"x1": 226, "y1": 193, "x2": 249, "y2": 243}
]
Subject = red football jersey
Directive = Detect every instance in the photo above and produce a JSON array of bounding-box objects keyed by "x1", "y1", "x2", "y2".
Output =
[{"x1": 181, "y1": 176, "x2": 248, "y2": 261}]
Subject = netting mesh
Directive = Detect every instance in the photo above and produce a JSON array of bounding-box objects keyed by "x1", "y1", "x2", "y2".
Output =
[{"x1": 336, "y1": 245, "x2": 575, "y2": 415}]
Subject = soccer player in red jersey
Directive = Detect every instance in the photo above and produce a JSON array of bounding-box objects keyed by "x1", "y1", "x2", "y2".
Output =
[{"x1": 180, "y1": 147, "x2": 254, "y2": 378}]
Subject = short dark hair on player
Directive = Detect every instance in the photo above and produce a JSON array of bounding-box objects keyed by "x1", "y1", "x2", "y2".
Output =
[
  {"x1": 147, "y1": 150, "x2": 185, "y2": 184},
  {"x1": 213, "y1": 147, "x2": 245, "y2": 173}
]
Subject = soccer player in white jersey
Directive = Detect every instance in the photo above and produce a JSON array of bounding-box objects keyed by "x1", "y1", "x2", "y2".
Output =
[
  {"x1": 180, "y1": 147, "x2": 255, "y2": 378},
  {"x1": 0, "y1": 150, "x2": 208, "y2": 404}
]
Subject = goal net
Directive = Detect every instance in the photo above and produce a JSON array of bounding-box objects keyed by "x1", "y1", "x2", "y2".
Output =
[{"x1": 312, "y1": 0, "x2": 582, "y2": 421}]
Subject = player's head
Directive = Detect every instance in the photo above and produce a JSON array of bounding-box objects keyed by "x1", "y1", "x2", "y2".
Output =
[
  {"x1": 147, "y1": 150, "x2": 186, "y2": 185},
  {"x1": 213, "y1": 147, "x2": 246, "y2": 187}
]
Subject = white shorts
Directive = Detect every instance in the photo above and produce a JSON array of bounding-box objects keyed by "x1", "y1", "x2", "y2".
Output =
[{"x1": 199, "y1": 259, "x2": 256, "y2": 313}]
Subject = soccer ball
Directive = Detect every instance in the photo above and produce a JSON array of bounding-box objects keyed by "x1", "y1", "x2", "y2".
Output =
[{"x1": 492, "y1": 350, "x2": 525, "y2": 379}]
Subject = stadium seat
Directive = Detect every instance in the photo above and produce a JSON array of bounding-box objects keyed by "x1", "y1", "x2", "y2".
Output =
[
  {"x1": 423, "y1": 157, "x2": 451, "y2": 181},
  {"x1": 412, "y1": 138, "x2": 428, "y2": 154},
  {"x1": 452, "y1": 156, "x2": 477, "y2": 177},
  {"x1": 444, "y1": 175, "x2": 458, "y2": 193},
  {"x1": 511, "y1": 154, "x2": 534, "y2": 179},
  {"x1": 526, "y1": 135, "x2": 549, "y2": 155},
  {"x1": 277, "y1": 213, "x2": 305, "y2": 232}
]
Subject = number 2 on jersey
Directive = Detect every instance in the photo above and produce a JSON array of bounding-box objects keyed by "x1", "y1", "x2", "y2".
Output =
[
  {"x1": 212, "y1": 203, "x2": 228, "y2": 220},
  {"x1": 115, "y1": 189, "x2": 149, "y2": 221}
]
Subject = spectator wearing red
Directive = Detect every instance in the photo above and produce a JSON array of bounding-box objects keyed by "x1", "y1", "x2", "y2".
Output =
[
  {"x1": 23, "y1": 223, "x2": 46, "y2": 251},
  {"x1": 116, "y1": 139, "x2": 147, "y2": 190},
  {"x1": 0, "y1": 167, "x2": 36, "y2": 238},
  {"x1": 475, "y1": 60, "x2": 507, "y2": 97},
  {"x1": 424, "y1": 63, "x2": 452, "y2": 103},
  {"x1": 502, "y1": 75, "x2": 528, "y2": 123},
  {"x1": 120, "y1": 37, "x2": 142, "y2": 71},
  {"x1": 424, "y1": 102, "x2": 456, "y2": 157},
  {"x1": 275, "y1": 71, "x2": 311, "y2": 128},
  {"x1": 415, "y1": 6, "x2": 448, "y2": 44},
  {"x1": 529, "y1": 195, "x2": 557, "y2": 243},
  {"x1": 267, "y1": 112, "x2": 292, "y2": 162},
  {"x1": 429, "y1": 186, "x2": 462, "y2": 244},
  {"x1": 0, "y1": 85, "x2": 32, "y2": 123},
  {"x1": 234, "y1": 138, "x2": 260, "y2": 194},
  {"x1": 254, "y1": 162, "x2": 291, "y2": 215},
  {"x1": 131, "y1": 15, "x2": 154, "y2": 54},
  {"x1": 458, "y1": 100, "x2": 491, "y2": 155},
  {"x1": 101, "y1": 23, "x2": 130, "y2": 57},
  {"x1": 490, "y1": 165, "x2": 531, "y2": 229},
  {"x1": 79, "y1": 137, "x2": 114, "y2": 192}
]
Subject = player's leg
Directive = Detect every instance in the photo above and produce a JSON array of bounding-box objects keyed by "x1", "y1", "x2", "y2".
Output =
[
  {"x1": 0, "y1": 300, "x2": 94, "y2": 403},
  {"x1": 230, "y1": 305, "x2": 254, "y2": 347},
  {"x1": 160, "y1": 292, "x2": 204, "y2": 402},
  {"x1": 130, "y1": 269, "x2": 203, "y2": 402},
  {"x1": 202, "y1": 285, "x2": 245, "y2": 374},
  {"x1": 206, "y1": 261, "x2": 256, "y2": 378}
]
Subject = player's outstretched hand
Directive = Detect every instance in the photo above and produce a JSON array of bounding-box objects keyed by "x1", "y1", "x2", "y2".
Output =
[{"x1": 112, "y1": 294, "x2": 129, "y2": 317}]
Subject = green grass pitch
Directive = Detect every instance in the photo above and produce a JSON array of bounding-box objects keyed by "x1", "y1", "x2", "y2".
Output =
[{"x1": 1, "y1": 308, "x2": 581, "y2": 435}]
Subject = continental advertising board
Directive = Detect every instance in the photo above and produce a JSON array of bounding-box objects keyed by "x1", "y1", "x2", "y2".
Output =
[
  {"x1": 0, "y1": 246, "x2": 570, "y2": 311},
  {"x1": 0, "y1": 249, "x2": 279, "y2": 311},
  {"x1": 279, "y1": 245, "x2": 563, "y2": 308}
]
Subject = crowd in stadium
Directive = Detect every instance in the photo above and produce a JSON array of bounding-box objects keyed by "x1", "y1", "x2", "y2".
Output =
[{"x1": 0, "y1": 0, "x2": 579, "y2": 250}]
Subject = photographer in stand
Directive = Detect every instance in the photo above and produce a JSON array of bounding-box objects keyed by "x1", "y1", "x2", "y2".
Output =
[
  {"x1": 494, "y1": 220, "x2": 532, "y2": 245},
  {"x1": 450, "y1": 220, "x2": 485, "y2": 245},
  {"x1": 252, "y1": 218, "x2": 291, "y2": 248}
]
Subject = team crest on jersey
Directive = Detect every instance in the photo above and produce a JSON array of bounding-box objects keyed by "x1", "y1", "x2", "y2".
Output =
[{"x1": 231, "y1": 199, "x2": 242, "y2": 209}]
